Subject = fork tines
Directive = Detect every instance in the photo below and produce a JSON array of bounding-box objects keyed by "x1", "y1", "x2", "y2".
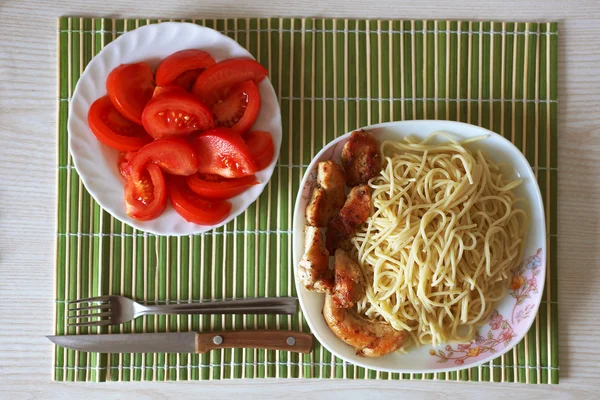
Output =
[{"x1": 67, "y1": 296, "x2": 113, "y2": 327}]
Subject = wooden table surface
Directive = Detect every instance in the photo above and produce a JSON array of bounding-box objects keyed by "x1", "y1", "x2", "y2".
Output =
[{"x1": 1, "y1": 0, "x2": 599, "y2": 398}]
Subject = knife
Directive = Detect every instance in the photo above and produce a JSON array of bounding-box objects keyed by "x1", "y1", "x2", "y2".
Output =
[{"x1": 47, "y1": 330, "x2": 313, "y2": 354}]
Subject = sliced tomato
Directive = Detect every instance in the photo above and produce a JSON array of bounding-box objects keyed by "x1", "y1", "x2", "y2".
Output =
[
  {"x1": 125, "y1": 163, "x2": 167, "y2": 221},
  {"x1": 152, "y1": 86, "x2": 185, "y2": 98},
  {"x1": 171, "y1": 69, "x2": 203, "y2": 91},
  {"x1": 192, "y1": 58, "x2": 268, "y2": 106},
  {"x1": 242, "y1": 131, "x2": 275, "y2": 171},
  {"x1": 130, "y1": 138, "x2": 198, "y2": 181},
  {"x1": 193, "y1": 128, "x2": 257, "y2": 178},
  {"x1": 88, "y1": 96, "x2": 152, "y2": 151},
  {"x1": 186, "y1": 173, "x2": 258, "y2": 200},
  {"x1": 106, "y1": 62, "x2": 155, "y2": 124},
  {"x1": 118, "y1": 151, "x2": 137, "y2": 179},
  {"x1": 213, "y1": 80, "x2": 261, "y2": 134},
  {"x1": 142, "y1": 90, "x2": 214, "y2": 139},
  {"x1": 168, "y1": 177, "x2": 232, "y2": 225},
  {"x1": 155, "y1": 50, "x2": 216, "y2": 88}
]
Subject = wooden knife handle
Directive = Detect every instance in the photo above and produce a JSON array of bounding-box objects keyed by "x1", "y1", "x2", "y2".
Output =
[{"x1": 195, "y1": 330, "x2": 313, "y2": 354}]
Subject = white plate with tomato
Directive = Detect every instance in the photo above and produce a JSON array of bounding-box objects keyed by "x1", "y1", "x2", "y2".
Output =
[{"x1": 69, "y1": 22, "x2": 282, "y2": 235}]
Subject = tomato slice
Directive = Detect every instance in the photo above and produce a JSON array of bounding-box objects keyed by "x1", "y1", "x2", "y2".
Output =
[
  {"x1": 242, "y1": 131, "x2": 275, "y2": 171},
  {"x1": 142, "y1": 90, "x2": 214, "y2": 139},
  {"x1": 171, "y1": 69, "x2": 203, "y2": 91},
  {"x1": 106, "y1": 62, "x2": 155, "y2": 124},
  {"x1": 186, "y1": 173, "x2": 258, "y2": 200},
  {"x1": 152, "y1": 86, "x2": 185, "y2": 98},
  {"x1": 192, "y1": 58, "x2": 268, "y2": 106},
  {"x1": 130, "y1": 138, "x2": 198, "y2": 181},
  {"x1": 213, "y1": 80, "x2": 261, "y2": 134},
  {"x1": 88, "y1": 96, "x2": 152, "y2": 151},
  {"x1": 193, "y1": 128, "x2": 257, "y2": 178},
  {"x1": 118, "y1": 151, "x2": 137, "y2": 179},
  {"x1": 125, "y1": 163, "x2": 167, "y2": 221},
  {"x1": 155, "y1": 50, "x2": 216, "y2": 88},
  {"x1": 168, "y1": 177, "x2": 232, "y2": 225}
]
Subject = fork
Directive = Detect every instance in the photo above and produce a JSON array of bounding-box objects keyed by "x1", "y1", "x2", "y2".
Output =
[{"x1": 67, "y1": 295, "x2": 297, "y2": 327}]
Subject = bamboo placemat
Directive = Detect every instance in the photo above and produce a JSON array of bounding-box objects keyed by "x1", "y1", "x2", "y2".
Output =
[{"x1": 55, "y1": 17, "x2": 559, "y2": 383}]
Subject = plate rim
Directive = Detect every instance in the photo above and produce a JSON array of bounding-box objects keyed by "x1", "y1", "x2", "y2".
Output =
[{"x1": 292, "y1": 119, "x2": 547, "y2": 373}]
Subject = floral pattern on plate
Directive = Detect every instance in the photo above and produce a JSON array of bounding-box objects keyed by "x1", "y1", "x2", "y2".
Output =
[
  {"x1": 430, "y1": 248, "x2": 543, "y2": 364},
  {"x1": 510, "y1": 247, "x2": 543, "y2": 323}
]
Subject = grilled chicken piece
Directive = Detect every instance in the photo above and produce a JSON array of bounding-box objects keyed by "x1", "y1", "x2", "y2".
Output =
[
  {"x1": 305, "y1": 161, "x2": 347, "y2": 227},
  {"x1": 341, "y1": 130, "x2": 381, "y2": 187},
  {"x1": 326, "y1": 185, "x2": 371, "y2": 253},
  {"x1": 323, "y1": 295, "x2": 406, "y2": 357},
  {"x1": 298, "y1": 226, "x2": 333, "y2": 293},
  {"x1": 331, "y1": 249, "x2": 364, "y2": 309}
]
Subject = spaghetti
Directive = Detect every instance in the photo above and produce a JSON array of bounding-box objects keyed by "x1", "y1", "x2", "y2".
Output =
[{"x1": 352, "y1": 132, "x2": 528, "y2": 347}]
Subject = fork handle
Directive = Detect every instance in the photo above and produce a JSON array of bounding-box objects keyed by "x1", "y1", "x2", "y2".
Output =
[{"x1": 138, "y1": 297, "x2": 297, "y2": 315}]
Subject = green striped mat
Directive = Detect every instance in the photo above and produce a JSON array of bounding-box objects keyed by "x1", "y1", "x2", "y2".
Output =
[{"x1": 55, "y1": 17, "x2": 559, "y2": 383}]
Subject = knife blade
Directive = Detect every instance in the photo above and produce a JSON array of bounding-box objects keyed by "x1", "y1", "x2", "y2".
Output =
[{"x1": 47, "y1": 330, "x2": 313, "y2": 354}]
